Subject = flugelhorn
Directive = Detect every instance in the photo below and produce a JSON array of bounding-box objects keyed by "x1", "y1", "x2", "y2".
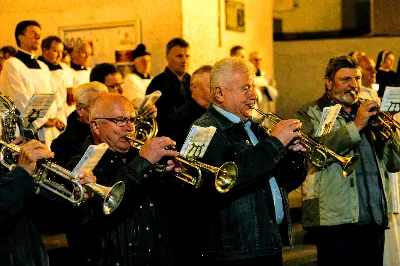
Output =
[
  {"x1": 350, "y1": 90, "x2": 399, "y2": 140},
  {"x1": 125, "y1": 135, "x2": 238, "y2": 193},
  {"x1": 251, "y1": 107, "x2": 360, "y2": 178},
  {"x1": 0, "y1": 140, "x2": 125, "y2": 215},
  {"x1": 134, "y1": 117, "x2": 158, "y2": 142}
]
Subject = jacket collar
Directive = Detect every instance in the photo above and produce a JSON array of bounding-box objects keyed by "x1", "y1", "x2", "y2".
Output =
[{"x1": 317, "y1": 92, "x2": 360, "y2": 122}]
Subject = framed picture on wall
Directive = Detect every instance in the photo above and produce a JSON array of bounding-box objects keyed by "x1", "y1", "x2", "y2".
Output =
[
  {"x1": 58, "y1": 20, "x2": 141, "y2": 68},
  {"x1": 226, "y1": 0, "x2": 245, "y2": 32}
]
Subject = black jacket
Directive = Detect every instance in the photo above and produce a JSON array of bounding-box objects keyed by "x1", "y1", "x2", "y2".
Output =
[
  {"x1": 51, "y1": 111, "x2": 91, "y2": 167},
  {"x1": 192, "y1": 106, "x2": 307, "y2": 260},
  {"x1": 167, "y1": 97, "x2": 207, "y2": 150},
  {"x1": 65, "y1": 139, "x2": 174, "y2": 266},
  {"x1": 146, "y1": 67, "x2": 191, "y2": 137}
]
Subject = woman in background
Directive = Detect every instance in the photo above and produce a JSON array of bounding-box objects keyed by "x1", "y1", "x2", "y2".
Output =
[{"x1": 375, "y1": 50, "x2": 399, "y2": 98}]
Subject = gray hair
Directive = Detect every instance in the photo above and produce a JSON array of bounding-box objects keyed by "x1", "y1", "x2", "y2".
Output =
[
  {"x1": 210, "y1": 57, "x2": 256, "y2": 96},
  {"x1": 72, "y1": 41, "x2": 91, "y2": 54},
  {"x1": 73, "y1": 81, "x2": 108, "y2": 105}
]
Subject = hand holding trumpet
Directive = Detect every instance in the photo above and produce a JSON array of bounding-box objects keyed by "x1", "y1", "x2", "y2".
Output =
[
  {"x1": 354, "y1": 99, "x2": 380, "y2": 131},
  {"x1": 15, "y1": 138, "x2": 54, "y2": 175},
  {"x1": 12, "y1": 138, "x2": 96, "y2": 201},
  {"x1": 137, "y1": 136, "x2": 183, "y2": 172}
]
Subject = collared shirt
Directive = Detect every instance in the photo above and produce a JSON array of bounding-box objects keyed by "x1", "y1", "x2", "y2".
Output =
[
  {"x1": 213, "y1": 105, "x2": 284, "y2": 224},
  {"x1": 15, "y1": 50, "x2": 40, "y2": 69}
]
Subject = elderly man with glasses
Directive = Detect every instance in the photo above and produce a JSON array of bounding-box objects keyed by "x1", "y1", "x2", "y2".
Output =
[{"x1": 65, "y1": 93, "x2": 181, "y2": 266}]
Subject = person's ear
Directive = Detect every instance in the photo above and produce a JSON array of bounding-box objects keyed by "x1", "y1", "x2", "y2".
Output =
[
  {"x1": 325, "y1": 77, "x2": 333, "y2": 91},
  {"x1": 90, "y1": 121, "x2": 99, "y2": 135},
  {"x1": 214, "y1": 86, "x2": 224, "y2": 103},
  {"x1": 76, "y1": 104, "x2": 84, "y2": 116}
]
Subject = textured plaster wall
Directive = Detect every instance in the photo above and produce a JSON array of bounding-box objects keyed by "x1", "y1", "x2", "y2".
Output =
[
  {"x1": 0, "y1": 0, "x2": 182, "y2": 76},
  {"x1": 0, "y1": 0, "x2": 273, "y2": 77},
  {"x1": 273, "y1": 0, "x2": 342, "y2": 33},
  {"x1": 274, "y1": 37, "x2": 400, "y2": 119},
  {"x1": 181, "y1": 0, "x2": 274, "y2": 77}
]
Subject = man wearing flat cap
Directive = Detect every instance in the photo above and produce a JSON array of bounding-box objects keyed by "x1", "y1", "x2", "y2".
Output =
[{"x1": 123, "y1": 44, "x2": 153, "y2": 109}]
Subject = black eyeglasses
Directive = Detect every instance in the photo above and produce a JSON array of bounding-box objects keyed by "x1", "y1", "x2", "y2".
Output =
[
  {"x1": 93, "y1": 117, "x2": 136, "y2": 127},
  {"x1": 105, "y1": 82, "x2": 126, "y2": 90}
]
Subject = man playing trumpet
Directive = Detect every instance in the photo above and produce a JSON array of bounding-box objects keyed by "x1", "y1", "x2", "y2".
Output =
[
  {"x1": 185, "y1": 57, "x2": 309, "y2": 265},
  {"x1": 65, "y1": 93, "x2": 182, "y2": 265},
  {"x1": 297, "y1": 55, "x2": 400, "y2": 265},
  {"x1": 0, "y1": 138, "x2": 95, "y2": 266}
]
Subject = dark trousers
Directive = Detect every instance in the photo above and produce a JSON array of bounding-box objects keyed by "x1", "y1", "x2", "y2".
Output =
[{"x1": 315, "y1": 224, "x2": 385, "y2": 266}]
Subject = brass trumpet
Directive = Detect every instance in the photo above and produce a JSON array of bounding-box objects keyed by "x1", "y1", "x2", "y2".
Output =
[
  {"x1": 251, "y1": 107, "x2": 360, "y2": 178},
  {"x1": 125, "y1": 135, "x2": 238, "y2": 193},
  {"x1": 350, "y1": 90, "x2": 399, "y2": 140},
  {"x1": 0, "y1": 140, "x2": 125, "y2": 215}
]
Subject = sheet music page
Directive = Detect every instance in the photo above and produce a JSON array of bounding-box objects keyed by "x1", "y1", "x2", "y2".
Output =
[
  {"x1": 20, "y1": 94, "x2": 56, "y2": 122},
  {"x1": 315, "y1": 104, "x2": 342, "y2": 137},
  {"x1": 380, "y1": 87, "x2": 400, "y2": 112},
  {"x1": 180, "y1": 125, "x2": 217, "y2": 159},
  {"x1": 71, "y1": 143, "x2": 109, "y2": 178},
  {"x1": 138, "y1": 90, "x2": 162, "y2": 112}
]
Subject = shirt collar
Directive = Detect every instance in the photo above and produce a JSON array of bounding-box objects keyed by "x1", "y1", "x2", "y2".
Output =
[
  {"x1": 212, "y1": 104, "x2": 252, "y2": 126},
  {"x1": 18, "y1": 48, "x2": 35, "y2": 59}
]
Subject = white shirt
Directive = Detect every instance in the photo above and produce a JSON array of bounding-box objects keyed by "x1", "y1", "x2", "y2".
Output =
[
  {"x1": 123, "y1": 72, "x2": 152, "y2": 108},
  {"x1": 0, "y1": 55, "x2": 58, "y2": 148}
]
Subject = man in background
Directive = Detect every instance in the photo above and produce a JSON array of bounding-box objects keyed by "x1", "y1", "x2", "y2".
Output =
[
  {"x1": 90, "y1": 63, "x2": 125, "y2": 94},
  {"x1": 167, "y1": 65, "x2": 212, "y2": 149},
  {"x1": 0, "y1": 20, "x2": 61, "y2": 148},
  {"x1": 356, "y1": 54, "x2": 379, "y2": 102},
  {"x1": 146, "y1": 37, "x2": 191, "y2": 136},
  {"x1": 51, "y1": 81, "x2": 108, "y2": 166},
  {"x1": 230, "y1": 45, "x2": 246, "y2": 59},
  {"x1": 249, "y1": 50, "x2": 278, "y2": 124},
  {"x1": 69, "y1": 42, "x2": 92, "y2": 109},
  {"x1": 39, "y1": 36, "x2": 73, "y2": 129}
]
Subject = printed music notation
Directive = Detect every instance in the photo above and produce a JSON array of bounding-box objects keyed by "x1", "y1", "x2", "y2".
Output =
[
  {"x1": 315, "y1": 104, "x2": 342, "y2": 138},
  {"x1": 71, "y1": 143, "x2": 109, "y2": 178},
  {"x1": 381, "y1": 87, "x2": 400, "y2": 112},
  {"x1": 180, "y1": 125, "x2": 217, "y2": 160},
  {"x1": 20, "y1": 94, "x2": 56, "y2": 123}
]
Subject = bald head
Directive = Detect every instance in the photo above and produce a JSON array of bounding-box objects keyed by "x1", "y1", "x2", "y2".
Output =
[
  {"x1": 357, "y1": 55, "x2": 377, "y2": 88},
  {"x1": 89, "y1": 93, "x2": 134, "y2": 122},
  {"x1": 89, "y1": 93, "x2": 135, "y2": 153},
  {"x1": 191, "y1": 65, "x2": 212, "y2": 108},
  {"x1": 249, "y1": 51, "x2": 262, "y2": 70}
]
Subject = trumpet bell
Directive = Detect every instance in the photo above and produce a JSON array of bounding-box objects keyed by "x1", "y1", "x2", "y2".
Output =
[
  {"x1": 341, "y1": 154, "x2": 361, "y2": 178},
  {"x1": 85, "y1": 181, "x2": 126, "y2": 215},
  {"x1": 215, "y1": 162, "x2": 238, "y2": 193}
]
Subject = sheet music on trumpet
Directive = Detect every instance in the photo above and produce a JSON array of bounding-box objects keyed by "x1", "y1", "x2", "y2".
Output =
[
  {"x1": 20, "y1": 93, "x2": 56, "y2": 124},
  {"x1": 71, "y1": 143, "x2": 109, "y2": 178},
  {"x1": 381, "y1": 87, "x2": 400, "y2": 112},
  {"x1": 180, "y1": 125, "x2": 217, "y2": 160},
  {"x1": 315, "y1": 104, "x2": 342, "y2": 138}
]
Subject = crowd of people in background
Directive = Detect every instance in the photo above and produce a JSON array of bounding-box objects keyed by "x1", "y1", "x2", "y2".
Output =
[{"x1": 0, "y1": 19, "x2": 400, "y2": 266}]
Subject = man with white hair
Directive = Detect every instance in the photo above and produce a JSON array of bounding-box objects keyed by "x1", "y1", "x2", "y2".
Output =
[
  {"x1": 71, "y1": 42, "x2": 92, "y2": 86},
  {"x1": 190, "y1": 57, "x2": 308, "y2": 264},
  {"x1": 51, "y1": 81, "x2": 108, "y2": 166}
]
